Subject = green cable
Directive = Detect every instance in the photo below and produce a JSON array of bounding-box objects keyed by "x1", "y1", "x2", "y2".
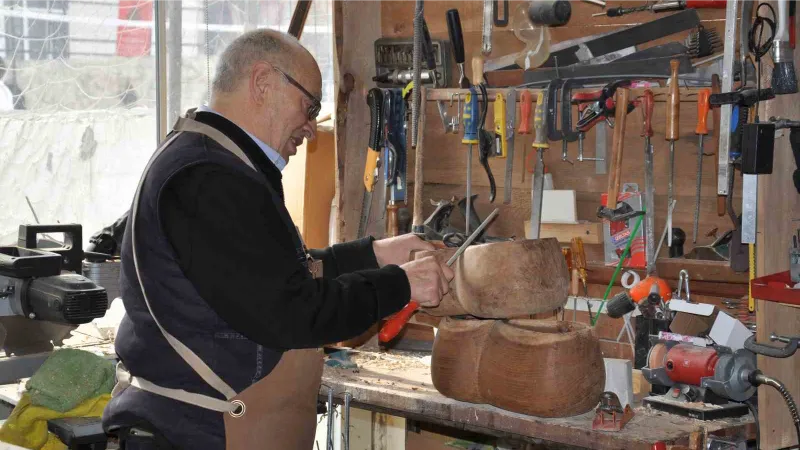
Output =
[{"x1": 591, "y1": 208, "x2": 645, "y2": 327}]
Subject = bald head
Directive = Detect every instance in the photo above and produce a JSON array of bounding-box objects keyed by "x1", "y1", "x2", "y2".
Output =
[
  {"x1": 208, "y1": 29, "x2": 321, "y2": 165},
  {"x1": 212, "y1": 29, "x2": 319, "y2": 96}
]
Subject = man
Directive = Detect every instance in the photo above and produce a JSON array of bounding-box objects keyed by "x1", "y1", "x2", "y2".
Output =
[{"x1": 102, "y1": 29, "x2": 454, "y2": 449}]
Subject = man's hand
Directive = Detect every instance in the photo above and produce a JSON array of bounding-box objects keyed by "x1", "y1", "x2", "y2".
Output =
[
  {"x1": 399, "y1": 256, "x2": 455, "y2": 308},
  {"x1": 373, "y1": 234, "x2": 436, "y2": 267}
]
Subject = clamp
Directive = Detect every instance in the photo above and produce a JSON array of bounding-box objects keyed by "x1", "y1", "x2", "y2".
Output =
[{"x1": 574, "y1": 80, "x2": 636, "y2": 132}]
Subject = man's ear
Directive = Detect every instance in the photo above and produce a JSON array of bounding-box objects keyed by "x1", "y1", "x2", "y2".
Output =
[{"x1": 249, "y1": 61, "x2": 275, "y2": 106}]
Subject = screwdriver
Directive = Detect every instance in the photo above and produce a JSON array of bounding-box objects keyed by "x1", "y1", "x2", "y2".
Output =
[
  {"x1": 518, "y1": 90, "x2": 533, "y2": 134},
  {"x1": 518, "y1": 90, "x2": 533, "y2": 182},
  {"x1": 665, "y1": 59, "x2": 681, "y2": 247},
  {"x1": 529, "y1": 91, "x2": 549, "y2": 240},
  {"x1": 463, "y1": 86, "x2": 479, "y2": 235},
  {"x1": 641, "y1": 89, "x2": 656, "y2": 275},
  {"x1": 592, "y1": 4, "x2": 650, "y2": 17},
  {"x1": 571, "y1": 237, "x2": 588, "y2": 297},
  {"x1": 494, "y1": 93, "x2": 508, "y2": 158},
  {"x1": 652, "y1": 0, "x2": 727, "y2": 13},
  {"x1": 693, "y1": 88, "x2": 711, "y2": 244}
]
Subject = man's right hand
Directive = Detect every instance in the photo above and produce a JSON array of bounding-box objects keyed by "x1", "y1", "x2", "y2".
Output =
[{"x1": 400, "y1": 256, "x2": 455, "y2": 308}]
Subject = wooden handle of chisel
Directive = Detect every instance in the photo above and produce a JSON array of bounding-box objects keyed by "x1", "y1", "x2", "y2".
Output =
[
  {"x1": 412, "y1": 87, "x2": 427, "y2": 232},
  {"x1": 386, "y1": 203, "x2": 399, "y2": 237},
  {"x1": 472, "y1": 56, "x2": 485, "y2": 85},
  {"x1": 607, "y1": 88, "x2": 630, "y2": 209},
  {"x1": 666, "y1": 59, "x2": 680, "y2": 141}
]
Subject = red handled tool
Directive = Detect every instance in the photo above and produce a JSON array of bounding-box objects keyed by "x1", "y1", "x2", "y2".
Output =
[
  {"x1": 652, "y1": 0, "x2": 727, "y2": 12},
  {"x1": 378, "y1": 208, "x2": 500, "y2": 344}
]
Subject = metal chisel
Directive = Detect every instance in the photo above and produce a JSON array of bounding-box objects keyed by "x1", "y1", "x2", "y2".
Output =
[{"x1": 504, "y1": 88, "x2": 517, "y2": 204}]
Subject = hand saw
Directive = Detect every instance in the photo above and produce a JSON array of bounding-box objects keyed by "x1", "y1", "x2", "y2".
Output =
[{"x1": 357, "y1": 89, "x2": 385, "y2": 239}]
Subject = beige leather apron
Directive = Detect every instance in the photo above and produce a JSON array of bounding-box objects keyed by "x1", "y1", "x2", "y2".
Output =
[{"x1": 115, "y1": 109, "x2": 324, "y2": 449}]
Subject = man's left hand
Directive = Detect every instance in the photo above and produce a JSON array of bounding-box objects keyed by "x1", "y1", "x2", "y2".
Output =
[{"x1": 373, "y1": 234, "x2": 436, "y2": 267}]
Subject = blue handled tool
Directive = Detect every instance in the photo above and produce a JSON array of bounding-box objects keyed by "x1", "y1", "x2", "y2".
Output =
[{"x1": 462, "y1": 86, "x2": 479, "y2": 233}]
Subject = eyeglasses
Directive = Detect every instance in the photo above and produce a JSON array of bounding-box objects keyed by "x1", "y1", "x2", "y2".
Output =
[{"x1": 275, "y1": 68, "x2": 321, "y2": 122}]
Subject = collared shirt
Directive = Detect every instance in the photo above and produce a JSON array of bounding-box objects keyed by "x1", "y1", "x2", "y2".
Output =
[{"x1": 196, "y1": 104, "x2": 287, "y2": 171}]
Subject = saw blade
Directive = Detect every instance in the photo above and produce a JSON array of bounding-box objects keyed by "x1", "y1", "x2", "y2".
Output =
[
  {"x1": 357, "y1": 190, "x2": 373, "y2": 239},
  {"x1": 0, "y1": 316, "x2": 76, "y2": 356}
]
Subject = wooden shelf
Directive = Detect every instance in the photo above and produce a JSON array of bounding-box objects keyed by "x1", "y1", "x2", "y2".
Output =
[{"x1": 585, "y1": 258, "x2": 748, "y2": 298}]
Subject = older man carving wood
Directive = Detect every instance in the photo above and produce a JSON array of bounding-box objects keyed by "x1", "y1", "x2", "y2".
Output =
[{"x1": 102, "y1": 29, "x2": 453, "y2": 450}]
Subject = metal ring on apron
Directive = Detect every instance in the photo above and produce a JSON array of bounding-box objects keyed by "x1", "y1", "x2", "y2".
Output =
[{"x1": 229, "y1": 400, "x2": 246, "y2": 418}]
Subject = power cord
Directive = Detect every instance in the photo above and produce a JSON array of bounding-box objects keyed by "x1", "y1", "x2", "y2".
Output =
[
  {"x1": 749, "y1": 3, "x2": 777, "y2": 121},
  {"x1": 745, "y1": 399, "x2": 760, "y2": 450}
]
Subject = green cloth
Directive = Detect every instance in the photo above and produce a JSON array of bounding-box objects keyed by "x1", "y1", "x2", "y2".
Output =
[{"x1": 25, "y1": 349, "x2": 115, "y2": 413}]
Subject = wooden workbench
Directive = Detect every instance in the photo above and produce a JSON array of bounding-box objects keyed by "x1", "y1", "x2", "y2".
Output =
[{"x1": 320, "y1": 350, "x2": 754, "y2": 450}]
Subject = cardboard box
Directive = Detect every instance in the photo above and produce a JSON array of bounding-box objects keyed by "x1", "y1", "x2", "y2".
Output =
[
  {"x1": 601, "y1": 184, "x2": 645, "y2": 269},
  {"x1": 668, "y1": 300, "x2": 718, "y2": 336}
]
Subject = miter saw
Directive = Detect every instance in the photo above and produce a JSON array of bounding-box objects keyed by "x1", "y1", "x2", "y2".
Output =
[{"x1": 0, "y1": 224, "x2": 109, "y2": 379}]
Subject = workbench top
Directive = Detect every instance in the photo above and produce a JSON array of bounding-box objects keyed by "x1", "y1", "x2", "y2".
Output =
[{"x1": 320, "y1": 350, "x2": 754, "y2": 450}]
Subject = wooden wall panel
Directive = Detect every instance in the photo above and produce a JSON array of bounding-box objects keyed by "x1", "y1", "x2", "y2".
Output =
[
  {"x1": 334, "y1": 1, "x2": 383, "y2": 243},
  {"x1": 755, "y1": 35, "x2": 800, "y2": 448},
  {"x1": 381, "y1": 1, "x2": 739, "y2": 270}
]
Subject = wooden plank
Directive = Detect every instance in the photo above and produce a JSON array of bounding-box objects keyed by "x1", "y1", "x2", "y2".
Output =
[
  {"x1": 599, "y1": 339, "x2": 635, "y2": 360},
  {"x1": 334, "y1": 1, "x2": 382, "y2": 243},
  {"x1": 321, "y1": 351, "x2": 752, "y2": 450},
  {"x1": 756, "y1": 59, "x2": 800, "y2": 449},
  {"x1": 585, "y1": 263, "x2": 748, "y2": 298},
  {"x1": 525, "y1": 221, "x2": 603, "y2": 244}
]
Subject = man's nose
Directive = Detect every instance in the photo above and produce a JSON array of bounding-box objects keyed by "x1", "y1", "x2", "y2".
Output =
[{"x1": 303, "y1": 120, "x2": 316, "y2": 142}]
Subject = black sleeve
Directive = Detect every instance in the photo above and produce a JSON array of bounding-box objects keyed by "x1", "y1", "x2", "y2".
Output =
[
  {"x1": 307, "y1": 237, "x2": 381, "y2": 279},
  {"x1": 159, "y1": 163, "x2": 410, "y2": 349}
]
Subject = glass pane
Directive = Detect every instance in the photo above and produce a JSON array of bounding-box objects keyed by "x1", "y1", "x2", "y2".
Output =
[
  {"x1": 0, "y1": 0, "x2": 157, "y2": 246},
  {"x1": 165, "y1": 0, "x2": 334, "y2": 126}
]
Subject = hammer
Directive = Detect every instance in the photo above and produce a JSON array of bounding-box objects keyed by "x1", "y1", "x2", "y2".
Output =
[{"x1": 596, "y1": 87, "x2": 641, "y2": 222}]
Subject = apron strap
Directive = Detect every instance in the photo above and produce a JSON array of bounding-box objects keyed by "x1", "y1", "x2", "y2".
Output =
[{"x1": 125, "y1": 109, "x2": 313, "y2": 417}]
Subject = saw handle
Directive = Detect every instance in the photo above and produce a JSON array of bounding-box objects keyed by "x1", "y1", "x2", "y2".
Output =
[
  {"x1": 665, "y1": 59, "x2": 681, "y2": 141},
  {"x1": 421, "y1": 19, "x2": 437, "y2": 71},
  {"x1": 519, "y1": 90, "x2": 533, "y2": 134},
  {"x1": 446, "y1": 9, "x2": 466, "y2": 65},
  {"x1": 363, "y1": 88, "x2": 382, "y2": 192},
  {"x1": 641, "y1": 89, "x2": 654, "y2": 138},
  {"x1": 379, "y1": 301, "x2": 420, "y2": 343}
]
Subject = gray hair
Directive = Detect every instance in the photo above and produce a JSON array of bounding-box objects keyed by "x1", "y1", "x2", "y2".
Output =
[{"x1": 212, "y1": 29, "x2": 300, "y2": 94}]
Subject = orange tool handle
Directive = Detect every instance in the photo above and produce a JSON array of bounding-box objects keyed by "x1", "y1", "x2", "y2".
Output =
[
  {"x1": 519, "y1": 90, "x2": 533, "y2": 134},
  {"x1": 641, "y1": 89, "x2": 655, "y2": 138},
  {"x1": 695, "y1": 88, "x2": 710, "y2": 135},
  {"x1": 685, "y1": 0, "x2": 726, "y2": 8},
  {"x1": 379, "y1": 300, "x2": 419, "y2": 343},
  {"x1": 665, "y1": 59, "x2": 681, "y2": 141}
]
